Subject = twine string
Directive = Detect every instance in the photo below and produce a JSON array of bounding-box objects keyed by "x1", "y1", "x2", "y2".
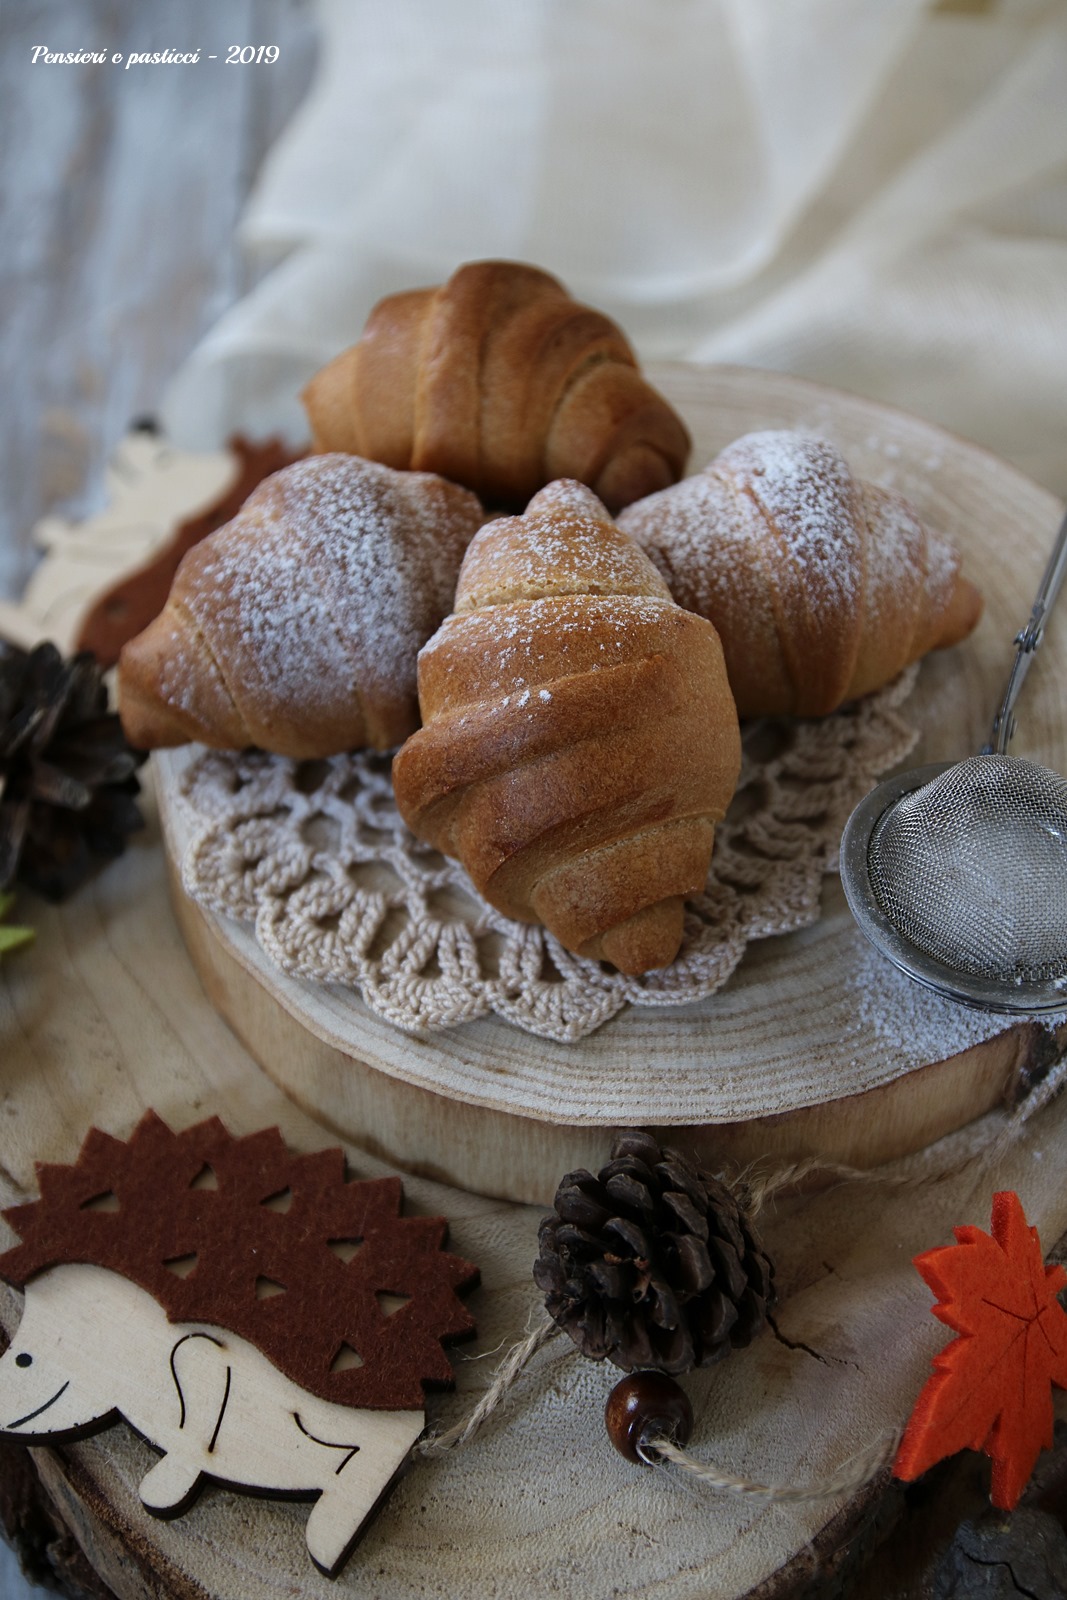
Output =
[
  {"x1": 973, "y1": 1049, "x2": 1067, "y2": 1181},
  {"x1": 414, "y1": 1052, "x2": 1065, "y2": 1493},
  {"x1": 739, "y1": 1048, "x2": 1067, "y2": 1218},
  {"x1": 645, "y1": 1429, "x2": 902, "y2": 1504},
  {"x1": 414, "y1": 1315, "x2": 561, "y2": 1458},
  {"x1": 738, "y1": 1148, "x2": 977, "y2": 1219}
]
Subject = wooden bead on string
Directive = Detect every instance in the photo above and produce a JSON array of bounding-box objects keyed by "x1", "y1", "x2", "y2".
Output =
[{"x1": 605, "y1": 1372, "x2": 693, "y2": 1465}]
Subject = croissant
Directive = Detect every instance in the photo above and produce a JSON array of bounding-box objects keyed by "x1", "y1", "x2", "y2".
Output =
[
  {"x1": 617, "y1": 431, "x2": 983, "y2": 717},
  {"x1": 301, "y1": 260, "x2": 691, "y2": 515},
  {"x1": 391, "y1": 480, "x2": 741, "y2": 974},
  {"x1": 118, "y1": 455, "x2": 483, "y2": 758}
]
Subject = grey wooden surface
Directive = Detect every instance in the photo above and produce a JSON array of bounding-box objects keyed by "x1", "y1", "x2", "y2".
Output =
[
  {"x1": 0, "y1": 0, "x2": 318, "y2": 603},
  {"x1": 0, "y1": 3, "x2": 317, "y2": 1592}
]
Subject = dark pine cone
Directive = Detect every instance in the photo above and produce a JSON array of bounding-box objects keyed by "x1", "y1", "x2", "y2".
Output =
[
  {"x1": 534, "y1": 1130, "x2": 776, "y2": 1375},
  {"x1": 0, "y1": 642, "x2": 147, "y2": 902}
]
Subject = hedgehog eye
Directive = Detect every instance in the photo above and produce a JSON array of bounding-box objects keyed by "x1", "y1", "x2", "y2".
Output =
[{"x1": 15, "y1": 1353, "x2": 32, "y2": 1368}]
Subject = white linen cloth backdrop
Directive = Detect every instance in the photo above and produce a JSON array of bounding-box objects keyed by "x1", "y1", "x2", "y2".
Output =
[{"x1": 166, "y1": 0, "x2": 1067, "y2": 502}]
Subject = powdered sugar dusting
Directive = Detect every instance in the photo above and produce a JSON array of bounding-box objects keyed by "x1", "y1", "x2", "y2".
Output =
[
  {"x1": 845, "y1": 942, "x2": 1065, "y2": 1062},
  {"x1": 528, "y1": 479, "x2": 607, "y2": 520},
  {"x1": 924, "y1": 529, "x2": 959, "y2": 613},
  {"x1": 621, "y1": 431, "x2": 973, "y2": 713},
  {"x1": 423, "y1": 593, "x2": 681, "y2": 701},
  {"x1": 178, "y1": 455, "x2": 481, "y2": 746},
  {"x1": 858, "y1": 485, "x2": 925, "y2": 638},
  {"x1": 714, "y1": 432, "x2": 861, "y2": 628},
  {"x1": 620, "y1": 467, "x2": 771, "y2": 625},
  {"x1": 621, "y1": 431, "x2": 865, "y2": 645},
  {"x1": 455, "y1": 478, "x2": 670, "y2": 611}
]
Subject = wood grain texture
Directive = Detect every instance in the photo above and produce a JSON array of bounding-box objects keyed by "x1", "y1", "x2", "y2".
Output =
[
  {"x1": 0, "y1": 0, "x2": 316, "y2": 604},
  {"x1": 0, "y1": 1264, "x2": 426, "y2": 1576},
  {"x1": 3, "y1": 8, "x2": 1067, "y2": 1585},
  {"x1": 155, "y1": 364, "x2": 1067, "y2": 1204},
  {"x1": 1, "y1": 367, "x2": 1065, "y2": 1596},
  {"x1": 2, "y1": 794, "x2": 1067, "y2": 1600}
]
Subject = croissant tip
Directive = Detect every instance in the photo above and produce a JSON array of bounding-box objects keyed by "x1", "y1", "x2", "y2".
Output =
[
  {"x1": 117, "y1": 627, "x2": 216, "y2": 751},
  {"x1": 301, "y1": 350, "x2": 360, "y2": 453},
  {"x1": 951, "y1": 573, "x2": 984, "y2": 644},
  {"x1": 116, "y1": 667, "x2": 193, "y2": 750},
  {"x1": 582, "y1": 898, "x2": 687, "y2": 975},
  {"x1": 594, "y1": 445, "x2": 688, "y2": 515}
]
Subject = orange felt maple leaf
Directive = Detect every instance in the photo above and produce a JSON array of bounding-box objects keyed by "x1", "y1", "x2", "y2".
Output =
[{"x1": 894, "y1": 1190, "x2": 1067, "y2": 1509}]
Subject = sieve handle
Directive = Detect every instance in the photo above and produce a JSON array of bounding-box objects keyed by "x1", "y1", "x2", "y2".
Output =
[{"x1": 986, "y1": 503, "x2": 1067, "y2": 755}]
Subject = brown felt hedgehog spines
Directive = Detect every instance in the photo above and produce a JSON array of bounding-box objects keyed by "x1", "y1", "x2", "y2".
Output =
[{"x1": 0, "y1": 1112, "x2": 479, "y2": 1412}]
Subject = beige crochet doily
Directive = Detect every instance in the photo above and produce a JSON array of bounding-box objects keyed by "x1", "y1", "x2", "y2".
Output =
[{"x1": 178, "y1": 667, "x2": 918, "y2": 1043}]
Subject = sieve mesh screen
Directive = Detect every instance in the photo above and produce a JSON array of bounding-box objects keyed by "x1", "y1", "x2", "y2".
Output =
[{"x1": 867, "y1": 755, "x2": 1067, "y2": 983}]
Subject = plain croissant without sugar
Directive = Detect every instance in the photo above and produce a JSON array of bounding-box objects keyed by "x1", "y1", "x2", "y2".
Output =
[
  {"x1": 117, "y1": 455, "x2": 484, "y2": 758},
  {"x1": 391, "y1": 479, "x2": 742, "y2": 975},
  {"x1": 301, "y1": 259, "x2": 691, "y2": 514},
  {"x1": 618, "y1": 430, "x2": 983, "y2": 717}
]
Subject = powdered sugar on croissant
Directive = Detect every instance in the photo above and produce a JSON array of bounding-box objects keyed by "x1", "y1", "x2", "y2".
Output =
[
  {"x1": 618, "y1": 431, "x2": 983, "y2": 717},
  {"x1": 392, "y1": 480, "x2": 741, "y2": 974},
  {"x1": 118, "y1": 455, "x2": 483, "y2": 757}
]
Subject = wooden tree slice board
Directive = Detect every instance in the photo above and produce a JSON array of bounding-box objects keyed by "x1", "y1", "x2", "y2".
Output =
[
  {"x1": 3, "y1": 810, "x2": 1067, "y2": 1600},
  {"x1": 154, "y1": 364, "x2": 1067, "y2": 1205},
  {"x1": 1, "y1": 370, "x2": 1066, "y2": 1596}
]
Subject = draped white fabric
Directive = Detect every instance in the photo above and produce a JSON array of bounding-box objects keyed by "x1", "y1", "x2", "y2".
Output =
[{"x1": 164, "y1": 0, "x2": 1067, "y2": 498}]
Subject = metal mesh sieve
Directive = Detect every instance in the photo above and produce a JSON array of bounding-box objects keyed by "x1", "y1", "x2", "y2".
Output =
[{"x1": 866, "y1": 754, "x2": 1067, "y2": 984}]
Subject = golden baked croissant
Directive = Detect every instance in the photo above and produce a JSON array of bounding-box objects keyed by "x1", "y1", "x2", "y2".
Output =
[
  {"x1": 391, "y1": 480, "x2": 741, "y2": 974},
  {"x1": 118, "y1": 455, "x2": 483, "y2": 758},
  {"x1": 618, "y1": 431, "x2": 983, "y2": 717},
  {"x1": 301, "y1": 261, "x2": 691, "y2": 515}
]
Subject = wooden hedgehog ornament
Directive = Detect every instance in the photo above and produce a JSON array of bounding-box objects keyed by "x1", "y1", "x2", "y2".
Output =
[{"x1": 0, "y1": 1113, "x2": 479, "y2": 1575}]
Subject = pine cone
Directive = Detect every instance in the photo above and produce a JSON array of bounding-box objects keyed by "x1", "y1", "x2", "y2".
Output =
[
  {"x1": 0, "y1": 642, "x2": 147, "y2": 902},
  {"x1": 534, "y1": 1131, "x2": 776, "y2": 1375}
]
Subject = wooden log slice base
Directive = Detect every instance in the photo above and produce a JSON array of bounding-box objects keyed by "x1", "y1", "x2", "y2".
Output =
[
  {"x1": 4, "y1": 722, "x2": 1067, "y2": 1600},
  {"x1": 5, "y1": 362, "x2": 1067, "y2": 1600},
  {"x1": 155, "y1": 364, "x2": 1067, "y2": 1205}
]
